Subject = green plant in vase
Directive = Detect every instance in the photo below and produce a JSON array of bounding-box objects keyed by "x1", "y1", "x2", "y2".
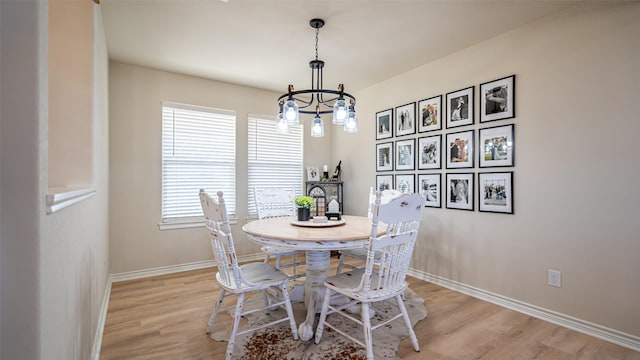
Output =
[{"x1": 295, "y1": 196, "x2": 314, "y2": 221}]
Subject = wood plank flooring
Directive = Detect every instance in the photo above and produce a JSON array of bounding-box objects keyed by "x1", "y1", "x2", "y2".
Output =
[{"x1": 100, "y1": 257, "x2": 640, "y2": 359}]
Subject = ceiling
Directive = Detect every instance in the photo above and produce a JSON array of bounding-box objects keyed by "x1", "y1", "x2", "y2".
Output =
[{"x1": 100, "y1": 0, "x2": 577, "y2": 95}]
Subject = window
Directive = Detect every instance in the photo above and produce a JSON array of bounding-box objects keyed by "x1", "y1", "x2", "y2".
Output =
[
  {"x1": 161, "y1": 102, "x2": 236, "y2": 227},
  {"x1": 248, "y1": 115, "x2": 303, "y2": 218}
]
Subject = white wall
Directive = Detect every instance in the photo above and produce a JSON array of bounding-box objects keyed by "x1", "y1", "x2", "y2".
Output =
[
  {"x1": 335, "y1": 2, "x2": 640, "y2": 338},
  {"x1": 108, "y1": 63, "x2": 332, "y2": 274},
  {"x1": 0, "y1": 1, "x2": 44, "y2": 358},
  {"x1": 1, "y1": 1, "x2": 110, "y2": 359}
]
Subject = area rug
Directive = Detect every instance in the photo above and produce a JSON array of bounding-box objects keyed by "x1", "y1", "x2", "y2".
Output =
[{"x1": 210, "y1": 289, "x2": 427, "y2": 360}]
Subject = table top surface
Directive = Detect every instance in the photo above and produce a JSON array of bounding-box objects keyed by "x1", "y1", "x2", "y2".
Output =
[{"x1": 242, "y1": 215, "x2": 376, "y2": 242}]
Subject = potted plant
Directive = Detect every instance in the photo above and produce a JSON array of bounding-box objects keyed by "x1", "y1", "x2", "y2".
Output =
[{"x1": 294, "y1": 195, "x2": 314, "y2": 221}]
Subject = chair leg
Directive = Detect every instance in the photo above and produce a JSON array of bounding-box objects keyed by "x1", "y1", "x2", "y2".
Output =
[
  {"x1": 314, "y1": 288, "x2": 333, "y2": 344},
  {"x1": 396, "y1": 294, "x2": 420, "y2": 352},
  {"x1": 226, "y1": 293, "x2": 245, "y2": 360},
  {"x1": 206, "y1": 289, "x2": 226, "y2": 333},
  {"x1": 280, "y1": 284, "x2": 299, "y2": 340},
  {"x1": 336, "y1": 254, "x2": 345, "y2": 274},
  {"x1": 361, "y1": 302, "x2": 374, "y2": 360}
]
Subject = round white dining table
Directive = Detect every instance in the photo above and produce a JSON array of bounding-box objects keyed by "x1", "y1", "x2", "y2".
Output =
[{"x1": 242, "y1": 215, "x2": 378, "y2": 341}]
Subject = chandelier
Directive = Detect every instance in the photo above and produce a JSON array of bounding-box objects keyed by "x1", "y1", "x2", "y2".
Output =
[{"x1": 276, "y1": 18, "x2": 357, "y2": 137}]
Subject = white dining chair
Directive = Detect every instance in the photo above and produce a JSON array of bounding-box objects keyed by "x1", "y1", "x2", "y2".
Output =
[
  {"x1": 253, "y1": 187, "x2": 306, "y2": 279},
  {"x1": 199, "y1": 190, "x2": 299, "y2": 360},
  {"x1": 335, "y1": 187, "x2": 402, "y2": 274},
  {"x1": 314, "y1": 191, "x2": 424, "y2": 359}
]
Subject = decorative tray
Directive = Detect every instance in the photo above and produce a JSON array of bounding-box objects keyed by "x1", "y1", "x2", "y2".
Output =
[{"x1": 291, "y1": 219, "x2": 346, "y2": 227}]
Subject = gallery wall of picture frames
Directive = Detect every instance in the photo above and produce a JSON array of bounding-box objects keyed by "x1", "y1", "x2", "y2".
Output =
[{"x1": 374, "y1": 74, "x2": 516, "y2": 214}]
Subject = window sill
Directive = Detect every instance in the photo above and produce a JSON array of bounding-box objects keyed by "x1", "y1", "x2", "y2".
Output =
[
  {"x1": 157, "y1": 218, "x2": 238, "y2": 231},
  {"x1": 46, "y1": 187, "x2": 96, "y2": 214}
]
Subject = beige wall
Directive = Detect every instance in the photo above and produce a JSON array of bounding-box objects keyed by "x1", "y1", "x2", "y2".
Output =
[
  {"x1": 335, "y1": 2, "x2": 640, "y2": 337},
  {"x1": 1, "y1": 1, "x2": 110, "y2": 359},
  {"x1": 108, "y1": 63, "x2": 332, "y2": 273}
]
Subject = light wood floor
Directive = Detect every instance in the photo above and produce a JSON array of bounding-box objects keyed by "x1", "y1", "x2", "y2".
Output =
[{"x1": 100, "y1": 257, "x2": 640, "y2": 360}]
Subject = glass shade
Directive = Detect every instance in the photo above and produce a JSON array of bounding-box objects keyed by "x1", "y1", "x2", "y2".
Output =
[
  {"x1": 283, "y1": 99, "x2": 300, "y2": 125},
  {"x1": 276, "y1": 113, "x2": 290, "y2": 134},
  {"x1": 311, "y1": 115, "x2": 324, "y2": 137},
  {"x1": 332, "y1": 98, "x2": 348, "y2": 125},
  {"x1": 344, "y1": 108, "x2": 358, "y2": 133}
]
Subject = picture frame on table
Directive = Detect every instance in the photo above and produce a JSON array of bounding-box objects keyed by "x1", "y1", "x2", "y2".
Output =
[
  {"x1": 376, "y1": 174, "x2": 394, "y2": 192},
  {"x1": 418, "y1": 173, "x2": 441, "y2": 208},
  {"x1": 479, "y1": 124, "x2": 514, "y2": 168},
  {"x1": 479, "y1": 171, "x2": 513, "y2": 214},
  {"x1": 395, "y1": 102, "x2": 416, "y2": 137},
  {"x1": 418, "y1": 95, "x2": 442, "y2": 132},
  {"x1": 417, "y1": 134, "x2": 441, "y2": 170},
  {"x1": 446, "y1": 130, "x2": 474, "y2": 169},
  {"x1": 395, "y1": 138, "x2": 415, "y2": 171},
  {"x1": 376, "y1": 108, "x2": 393, "y2": 140},
  {"x1": 395, "y1": 174, "x2": 415, "y2": 194},
  {"x1": 306, "y1": 166, "x2": 320, "y2": 181},
  {"x1": 446, "y1": 86, "x2": 474, "y2": 128},
  {"x1": 480, "y1": 75, "x2": 515, "y2": 123},
  {"x1": 446, "y1": 173, "x2": 474, "y2": 211},
  {"x1": 376, "y1": 142, "x2": 393, "y2": 172}
]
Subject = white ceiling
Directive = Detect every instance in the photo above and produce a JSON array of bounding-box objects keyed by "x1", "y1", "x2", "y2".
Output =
[{"x1": 100, "y1": 0, "x2": 576, "y2": 94}]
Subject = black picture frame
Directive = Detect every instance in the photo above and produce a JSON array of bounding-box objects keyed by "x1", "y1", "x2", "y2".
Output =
[
  {"x1": 478, "y1": 171, "x2": 513, "y2": 214},
  {"x1": 480, "y1": 75, "x2": 515, "y2": 123},
  {"x1": 446, "y1": 86, "x2": 474, "y2": 128},
  {"x1": 376, "y1": 142, "x2": 393, "y2": 172},
  {"x1": 395, "y1": 138, "x2": 415, "y2": 171},
  {"x1": 376, "y1": 174, "x2": 394, "y2": 192},
  {"x1": 418, "y1": 173, "x2": 441, "y2": 208},
  {"x1": 479, "y1": 124, "x2": 514, "y2": 168},
  {"x1": 446, "y1": 173, "x2": 474, "y2": 211},
  {"x1": 446, "y1": 130, "x2": 474, "y2": 169},
  {"x1": 395, "y1": 174, "x2": 415, "y2": 194},
  {"x1": 395, "y1": 102, "x2": 416, "y2": 137},
  {"x1": 376, "y1": 108, "x2": 393, "y2": 140},
  {"x1": 418, "y1": 95, "x2": 442, "y2": 133},
  {"x1": 417, "y1": 134, "x2": 441, "y2": 170}
]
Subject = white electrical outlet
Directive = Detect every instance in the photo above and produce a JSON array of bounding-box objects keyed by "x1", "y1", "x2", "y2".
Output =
[{"x1": 548, "y1": 269, "x2": 562, "y2": 288}]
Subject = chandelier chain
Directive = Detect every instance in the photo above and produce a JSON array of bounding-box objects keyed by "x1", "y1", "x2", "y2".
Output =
[{"x1": 315, "y1": 27, "x2": 319, "y2": 61}]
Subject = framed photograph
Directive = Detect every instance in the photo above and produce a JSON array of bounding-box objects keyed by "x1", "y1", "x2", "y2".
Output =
[
  {"x1": 395, "y1": 139, "x2": 415, "y2": 171},
  {"x1": 395, "y1": 174, "x2": 415, "y2": 194},
  {"x1": 376, "y1": 108, "x2": 393, "y2": 140},
  {"x1": 418, "y1": 95, "x2": 442, "y2": 132},
  {"x1": 479, "y1": 124, "x2": 514, "y2": 168},
  {"x1": 480, "y1": 75, "x2": 515, "y2": 123},
  {"x1": 306, "y1": 166, "x2": 319, "y2": 181},
  {"x1": 418, "y1": 173, "x2": 441, "y2": 208},
  {"x1": 446, "y1": 173, "x2": 474, "y2": 211},
  {"x1": 395, "y1": 102, "x2": 416, "y2": 137},
  {"x1": 376, "y1": 142, "x2": 393, "y2": 172},
  {"x1": 479, "y1": 171, "x2": 513, "y2": 214},
  {"x1": 376, "y1": 174, "x2": 394, "y2": 192},
  {"x1": 417, "y1": 135, "x2": 441, "y2": 170},
  {"x1": 446, "y1": 86, "x2": 474, "y2": 128},
  {"x1": 446, "y1": 130, "x2": 474, "y2": 169}
]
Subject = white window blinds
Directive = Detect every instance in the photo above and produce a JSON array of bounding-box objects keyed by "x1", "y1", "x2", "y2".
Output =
[
  {"x1": 248, "y1": 115, "x2": 303, "y2": 217},
  {"x1": 162, "y1": 102, "x2": 236, "y2": 223}
]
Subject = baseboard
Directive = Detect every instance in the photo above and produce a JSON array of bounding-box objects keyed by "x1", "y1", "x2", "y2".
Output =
[
  {"x1": 407, "y1": 268, "x2": 640, "y2": 352},
  {"x1": 90, "y1": 276, "x2": 112, "y2": 360},
  {"x1": 110, "y1": 254, "x2": 263, "y2": 283}
]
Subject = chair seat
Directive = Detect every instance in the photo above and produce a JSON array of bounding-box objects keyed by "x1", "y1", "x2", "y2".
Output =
[
  {"x1": 323, "y1": 268, "x2": 408, "y2": 302},
  {"x1": 216, "y1": 262, "x2": 289, "y2": 292}
]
